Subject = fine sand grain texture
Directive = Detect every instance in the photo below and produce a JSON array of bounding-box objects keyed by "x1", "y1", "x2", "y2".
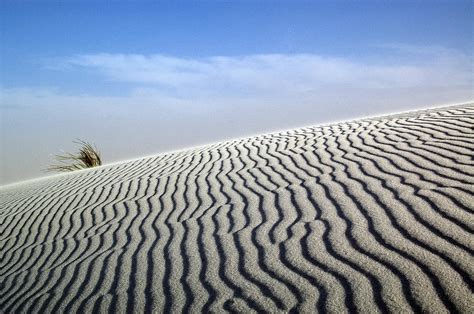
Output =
[{"x1": 1, "y1": 104, "x2": 473, "y2": 313}]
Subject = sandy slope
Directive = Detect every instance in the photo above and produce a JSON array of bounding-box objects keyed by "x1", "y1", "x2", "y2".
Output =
[{"x1": 1, "y1": 104, "x2": 473, "y2": 313}]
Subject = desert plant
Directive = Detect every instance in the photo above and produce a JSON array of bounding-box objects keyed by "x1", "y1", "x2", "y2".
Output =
[{"x1": 46, "y1": 139, "x2": 102, "y2": 172}]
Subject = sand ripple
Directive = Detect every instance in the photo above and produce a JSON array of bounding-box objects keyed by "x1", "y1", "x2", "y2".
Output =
[{"x1": 1, "y1": 104, "x2": 473, "y2": 313}]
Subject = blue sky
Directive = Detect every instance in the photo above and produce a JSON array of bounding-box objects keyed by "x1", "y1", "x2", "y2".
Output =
[
  {"x1": 1, "y1": 1, "x2": 473, "y2": 184},
  {"x1": 2, "y1": 1, "x2": 472, "y2": 91}
]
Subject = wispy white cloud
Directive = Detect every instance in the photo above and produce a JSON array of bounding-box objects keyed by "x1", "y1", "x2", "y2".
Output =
[
  {"x1": 62, "y1": 48, "x2": 471, "y2": 95},
  {"x1": 3, "y1": 44, "x2": 472, "y2": 110}
]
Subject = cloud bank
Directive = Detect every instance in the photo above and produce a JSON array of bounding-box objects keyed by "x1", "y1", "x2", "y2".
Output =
[
  {"x1": 64, "y1": 47, "x2": 471, "y2": 93},
  {"x1": 4, "y1": 44, "x2": 472, "y2": 108}
]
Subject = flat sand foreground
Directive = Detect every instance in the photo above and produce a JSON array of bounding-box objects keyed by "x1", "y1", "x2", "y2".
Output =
[{"x1": 1, "y1": 104, "x2": 473, "y2": 313}]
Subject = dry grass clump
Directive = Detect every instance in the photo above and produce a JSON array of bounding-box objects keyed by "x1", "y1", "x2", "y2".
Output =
[{"x1": 46, "y1": 139, "x2": 102, "y2": 172}]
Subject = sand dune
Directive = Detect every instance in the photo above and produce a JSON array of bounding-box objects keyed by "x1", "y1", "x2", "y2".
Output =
[{"x1": 1, "y1": 104, "x2": 473, "y2": 313}]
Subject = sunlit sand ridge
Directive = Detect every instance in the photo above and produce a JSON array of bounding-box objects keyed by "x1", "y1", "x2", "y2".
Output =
[{"x1": 1, "y1": 104, "x2": 473, "y2": 313}]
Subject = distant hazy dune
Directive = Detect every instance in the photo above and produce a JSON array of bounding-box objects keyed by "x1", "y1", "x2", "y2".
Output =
[{"x1": 1, "y1": 104, "x2": 473, "y2": 313}]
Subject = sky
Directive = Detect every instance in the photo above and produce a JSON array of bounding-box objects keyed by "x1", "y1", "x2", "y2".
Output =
[{"x1": 1, "y1": 0, "x2": 473, "y2": 185}]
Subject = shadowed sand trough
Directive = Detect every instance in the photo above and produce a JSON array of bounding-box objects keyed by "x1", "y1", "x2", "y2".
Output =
[{"x1": 1, "y1": 104, "x2": 473, "y2": 313}]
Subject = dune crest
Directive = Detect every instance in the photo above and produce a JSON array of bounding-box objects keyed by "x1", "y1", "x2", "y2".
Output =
[{"x1": 1, "y1": 104, "x2": 473, "y2": 313}]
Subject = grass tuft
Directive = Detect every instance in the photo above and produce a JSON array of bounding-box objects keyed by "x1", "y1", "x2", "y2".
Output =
[{"x1": 45, "y1": 139, "x2": 102, "y2": 172}]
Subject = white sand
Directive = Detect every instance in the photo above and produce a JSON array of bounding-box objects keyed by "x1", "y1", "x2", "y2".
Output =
[{"x1": 1, "y1": 104, "x2": 473, "y2": 313}]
